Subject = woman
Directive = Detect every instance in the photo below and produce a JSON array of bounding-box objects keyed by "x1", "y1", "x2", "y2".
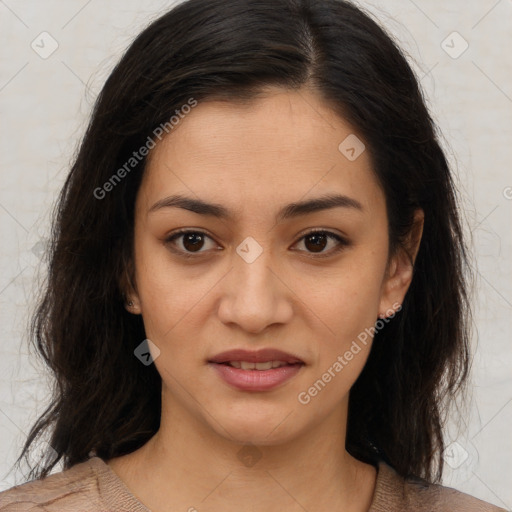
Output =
[{"x1": 0, "y1": 0, "x2": 507, "y2": 510}]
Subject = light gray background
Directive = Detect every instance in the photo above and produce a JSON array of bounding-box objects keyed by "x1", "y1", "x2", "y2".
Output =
[{"x1": 0, "y1": 0, "x2": 511, "y2": 508}]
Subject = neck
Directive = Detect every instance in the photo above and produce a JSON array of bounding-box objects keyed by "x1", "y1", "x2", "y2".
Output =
[{"x1": 107, "y1": 391, "x2": 377, "y2": 512}]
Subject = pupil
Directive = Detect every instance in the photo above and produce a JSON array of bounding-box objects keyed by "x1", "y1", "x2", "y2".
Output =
[
  {"x1": 183, "y1": 233, "x2": 204, "y2": 252},
  {"x1": 305, "y1": 233, "x2": 327, "y2": 253},
  {"x1": 181, "y1": 233, "x2": 328, "y2": 253}
]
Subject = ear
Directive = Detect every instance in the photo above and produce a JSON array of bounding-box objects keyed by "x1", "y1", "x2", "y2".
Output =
[
  {"x1": 118, "y1": 256, "x2": 141, "y2": 315},
  {"x1": 378, "y1": 209, "x2": 424, "y2": 318}
]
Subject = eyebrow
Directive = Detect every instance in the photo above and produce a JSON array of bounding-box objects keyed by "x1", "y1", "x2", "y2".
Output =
[{"x1": 148, "y1": 193, "x2": 363, "y2": 221}]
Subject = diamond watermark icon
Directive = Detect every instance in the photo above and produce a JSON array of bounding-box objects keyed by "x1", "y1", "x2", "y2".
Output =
[
  {"x1": 27, "y1": 441, "x2": 58, "y2": 469},
  {"x1": 31, "y1": 31, "x2": 59, "y2": 59},
  {"x1": 237, "y1": 444, "x2": 263, "y2": 467},
  {"x1": 443, "y1": 441, "x2": 469, "y2": 469},
  {"x1": 338, "y1": 134, "x2": 365, "y2": 161},
  {"x1": 236, "y1": 236, "x2": 263, "y2": 264},
  {"x1": 31, "y1": 239, "x2": 48, "y2": 258},
  {"x1": 134, "y1": 339, "x2": 161, "y2": 366},
  {"x1": 441, "y1": 31, "x2": 469, "y2": 59},
  {"x1": 19, "y1": 237, "x2": 49, "y2": 270}
]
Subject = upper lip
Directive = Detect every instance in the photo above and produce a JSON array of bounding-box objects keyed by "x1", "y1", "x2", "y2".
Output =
[{"x1": 208, "y1": 348, "x2": 304, "y2": 364}]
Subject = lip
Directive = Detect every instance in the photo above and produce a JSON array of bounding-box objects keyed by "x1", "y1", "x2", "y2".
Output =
[
  {"x1": 208, "y1": 348, "x2": 305, "y2": 392},
  {"x1": 209, "y1": 362, "x2": 303, "y2": 391},
  {"x1": 208, "y1": 348, "x2": 304, "y2": 364}
]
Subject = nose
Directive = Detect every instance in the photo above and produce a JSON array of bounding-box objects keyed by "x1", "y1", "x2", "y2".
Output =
[{"x1": 217, "y1": 240, "x2": 293, "y2": 335}]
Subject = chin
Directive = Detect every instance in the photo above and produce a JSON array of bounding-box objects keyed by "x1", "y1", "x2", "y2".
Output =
[{"x1": 208, "y1": 406, "x2": 302, "y2": 447}]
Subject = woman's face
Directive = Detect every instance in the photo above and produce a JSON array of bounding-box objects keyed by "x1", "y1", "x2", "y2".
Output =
[{"x1": 128, "y1": 87, "x2": 412, "y2": 446}]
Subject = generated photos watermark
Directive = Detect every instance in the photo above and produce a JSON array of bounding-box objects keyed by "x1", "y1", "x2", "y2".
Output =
[
  {"x1": 93, "y1": 98, "x2": 198, "y2": 200},
  {"x1": 297, "y1": 302, "x2": 401, "y2": 405}
]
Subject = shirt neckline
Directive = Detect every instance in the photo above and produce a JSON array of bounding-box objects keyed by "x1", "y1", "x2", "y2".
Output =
[
  {"x1": 87, "y1": 456, "x2": 152, "y2": 512},
  {"x1": 86, "y1": 455, "x2": 400, "y2": 511}
]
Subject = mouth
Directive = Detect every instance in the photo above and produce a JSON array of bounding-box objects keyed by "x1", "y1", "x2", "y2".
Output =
[
  {"x1": 208, "y1": 348, "x2": 305, "y2": 391},
  {"x1": 219, "y1": 360, "x2": 300, "y2": 370},
  {"x1": 208, "y1": 348, "x2": 304, "y2": 365}
]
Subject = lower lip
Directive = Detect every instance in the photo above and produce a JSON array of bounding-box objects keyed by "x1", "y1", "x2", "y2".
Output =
[{"x1": 209, "y1": 363, "x2": 303, "y2": 391}]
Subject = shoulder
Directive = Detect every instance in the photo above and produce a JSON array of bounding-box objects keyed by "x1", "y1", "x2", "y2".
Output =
[
  {"x1": 371, "y1": 461, "x2": 509, "y2": 512},
  {"x1": 0, "y1": 457, "x2": 106, "y2": 511}
]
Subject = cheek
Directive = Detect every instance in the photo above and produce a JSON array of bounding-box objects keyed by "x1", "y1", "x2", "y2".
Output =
[
  {"x1": 301, "y1": 251, "x2": 386, "y2": 403},
  {"x1": 133, "y1": 232, "x2": 200, "y2": 338},
  {"x1": 300, "y1": 269, "x2": 381, "y2": 408},
  {"x1": 305, "y1": 251, "x2": 386, "y2": 337}
]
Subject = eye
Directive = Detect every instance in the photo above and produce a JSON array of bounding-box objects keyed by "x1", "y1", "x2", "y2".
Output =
[
  {"x1": 165, "y1": 229, "x2": 219, "y2": 258},
  {"x1": 293, "y1": 229, "x2": 349, "y2": 257},
  {"x1": 165, "y1": 228, "x2": 349, "y2": 259}
]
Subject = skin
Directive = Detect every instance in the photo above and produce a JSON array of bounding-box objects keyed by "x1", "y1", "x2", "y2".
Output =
[{"x1": 108, "y1": 86, "x2": 423, "y2": 512}]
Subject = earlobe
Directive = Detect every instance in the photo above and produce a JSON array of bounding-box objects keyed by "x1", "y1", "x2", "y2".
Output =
[
  {"x1": 125, "y1": 298, "x2": 141, "y2": 314},
  {"x1": 379, "y1": 209, "x2": 424, "y2": 318},
  {"x1": 378, "y1": 251, "x2": 413, "y2": 317}
]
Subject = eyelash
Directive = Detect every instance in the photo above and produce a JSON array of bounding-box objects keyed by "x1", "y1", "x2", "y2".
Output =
[{"x1": 164, "y1": 228, "x2": 349, "y2": 259}]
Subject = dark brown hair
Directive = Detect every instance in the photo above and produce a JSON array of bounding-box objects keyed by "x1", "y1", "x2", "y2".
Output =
[{"x1": 18, "y1": 0, "x2": 471, "y2": 483}]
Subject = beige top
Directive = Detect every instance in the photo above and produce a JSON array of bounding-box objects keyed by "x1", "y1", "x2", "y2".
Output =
[{"x1": 0, "y1": 456, "x2": 507, "y2": 511}]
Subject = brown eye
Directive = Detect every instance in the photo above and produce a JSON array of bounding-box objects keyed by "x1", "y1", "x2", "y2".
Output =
[
  {"x1": 294, "y1": 230, "x2": 349, "y2": 256},
  {"x1": 182, "y1": 232, "x2": 205, "y2": 252},
  {"x1": 304, "y1": 232, "x2": 329, "y2": 253},
  {"x1": 165, "y1": 230, "x2": 218, "y2": 257},
  {"x1": 165, "y1": 229, "x2": 349, "y2": 259}
]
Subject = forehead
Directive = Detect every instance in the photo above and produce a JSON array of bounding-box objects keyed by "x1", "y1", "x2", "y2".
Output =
[{"x1": 138, "y1": 87, "x2": 384, "y2": 217}]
